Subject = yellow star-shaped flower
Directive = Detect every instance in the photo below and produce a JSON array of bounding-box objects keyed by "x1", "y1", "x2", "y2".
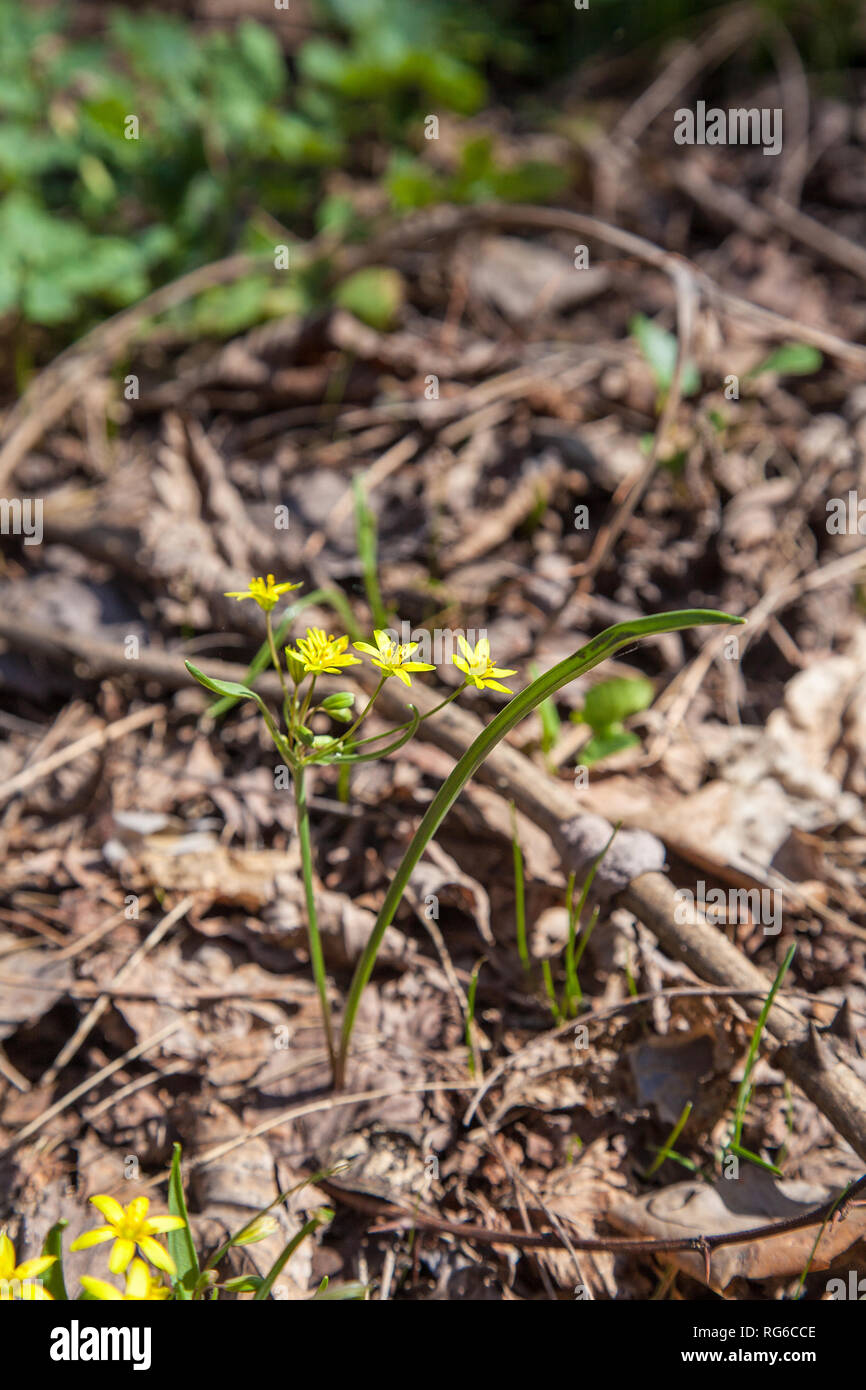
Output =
[
  {"x1": 80, "y1": 1257, "x2": 173, "y2": 1302},
  {"x1": 0, "y1": 1232, "x2": 56, "y2": 1299},
  {"x1": 289, "y1": 627, "x2": 361, "y2": 676},
  {"x1": 353, "y1": 630, "x2": 435, "y2": 687},
  {"x1": 452, "y1": 635, "x2": 517, "y2": 693},
  {"x1": 69, "y1": 1195, "x2": 185, "y2": 1276},
  {"x1": 224, "y1": 575, "x2": 302, "y2": 613}
]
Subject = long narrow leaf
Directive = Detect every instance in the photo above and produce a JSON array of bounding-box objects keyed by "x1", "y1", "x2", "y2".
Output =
[
  {"x1": 167, "y1": 1142, "x2": 199, "y2": 1299},
  {"x1": 40, "y1": 1220, "x2": 68, "y2": 1301},
  {"x1": 336, "y1": 610, "x2": 742, "y2": 1079}
]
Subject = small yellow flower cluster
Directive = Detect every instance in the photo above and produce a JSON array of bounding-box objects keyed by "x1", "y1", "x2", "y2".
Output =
[{"x1": 224, "y1": 577, "x2": 518, "y2": 695}]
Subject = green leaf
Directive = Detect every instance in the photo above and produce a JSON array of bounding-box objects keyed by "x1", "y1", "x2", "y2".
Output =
[
  {"x1": 237, "y1": 20, "x2": 285, "y2": 100},
  {"x1": 335, "y1": 267, "x2": 404, "y2": 331},
  {"x1": 167, "y1": 1142, "x2": 200, "y2": 1299},
  {"x1": 630, "y1": 313, "x2": 700, "y2": 397},
  {"x1": 185, "y1": 661, "x2": 278, "y2": 732},
  {"x1": 747, "y1": 343, "x2": 823, "y2": 378},
  {"x1": 576, "y1": 676, "x2": 654, "y2": 731},
  {"x1": 40, "y1": 1220, "x2": 69, "y2": 1301},
  {"x1": 582, "y1": 728, "x2": 640, "y2": 765},
  {"x1": 336, "y1": 609, "x2": 744, "y2": 1080}
]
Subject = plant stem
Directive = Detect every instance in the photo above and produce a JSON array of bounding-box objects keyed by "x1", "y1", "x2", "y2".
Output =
[
  {"x1": 266, "y1": 610, "x2": 294, "y2": 735},
  {"x1": 292, "y1": 763, "x2": 336, "y2": 1077},
  {"x1": 336, "y1": 675, "x2": 385, "y2": 743}
]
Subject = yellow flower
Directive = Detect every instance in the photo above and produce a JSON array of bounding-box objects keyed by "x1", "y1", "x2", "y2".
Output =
[
  {"x1": 69, "y1": 1195, "x2": 185, "y2": 1276},
  {"x1": 80, "y1": 1258, "x2": 172, "y2": 1302},
  {"x1": 224, "y1": 575, "x2": 302, "y2": 612},
  {"x1": 452, "y1": 635, "x2": 517, "y2": 693},
  {"x1": 0, "y1": 1232, "x2": 55, "y2": 1299},
  {"x1": 353, "y1": 630, "x2": 435, "y2": 687},
  {"x1": 289, "y1": 627, "x2": 361, "y2": 676}
]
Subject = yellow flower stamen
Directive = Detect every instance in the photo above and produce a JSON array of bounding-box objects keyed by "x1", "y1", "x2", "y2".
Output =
[
  {"x1": 353, "y1": 629, "x2": 436, "y2": 688},
  {"x1": 288, "y1": 627, "x2": 361, "y2": 676}
]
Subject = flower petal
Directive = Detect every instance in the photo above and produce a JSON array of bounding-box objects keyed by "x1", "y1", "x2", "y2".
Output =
[
  {"x1": 456, "y1": 635, "x2": 472, "y2": 660},
  {"x1": 80, "y1": 1276, "x2": 123, "y2": 1302},
  {"x1": 144, "y1": 1216, "x2": 186, "y2": 1235},
  {"x1": 69, "y1": 1227, "x2": 116, "y2": 1252},
  {"x1": 15, "y1": 1256, "x2": 56, "y2": 1280},
  {"x1": 90, "y1": 1194, "x2": 126, "y2": 1226},
  {"x1": 0, "y1": 1233, "x2": 14, "y2": 1280},
  {"x1": 109, "y1": 1238, "x2": 136, "y2": 1274},
  {"x1": 126, "y1": 1196, "x2": 151, "y2": 1228},
  {"x1": 138, "y1": 1236, "x2": 176, "y2": 1275},
  {"x1": 124, "y1": 1259, "x2": 151, "y2": 1299}
]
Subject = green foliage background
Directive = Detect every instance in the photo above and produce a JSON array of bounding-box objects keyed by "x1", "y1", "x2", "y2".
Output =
[{"x1": 0, "y1": 0, "x2": 861, "y2": 351}]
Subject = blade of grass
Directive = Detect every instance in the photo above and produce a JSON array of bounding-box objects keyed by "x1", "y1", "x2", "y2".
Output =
[
  {"x1": 510, "y1": 802, "x2": 529, "y2": 972},
  {"x1": 40, "y1": 1220, "x2": 68, "y2": 1301},
  {"x1": 465, "y1": 958, "x2": 485, "y2": 1078},
  {"x1": 167, "y1": 1142, "x2": 199, "y2": 1299},
  {"x1": 731, "y1": 943, "x2": 796, "y2": 1151},
  {"x1": 541, "y1": 958, "x2": 563, "y2": 1025},
  {"x1": 563, "y1": 824, "x2": 619, "y2": 1016},
  {"x1": 335, "y1": 609, "x2": 743, "y2": 1085},
  {"x1": 644, "y1": 1100, "x2": 693, "y2": 1178}
]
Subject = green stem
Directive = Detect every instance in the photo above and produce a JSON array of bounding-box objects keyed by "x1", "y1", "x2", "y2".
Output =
[
  {"x1": 298, "y1": 674, "x2": 317, "y2": 730},
  {"x1": 292, "y1": 763, "x2": 336, "y2": 1076},
  {"x1": 333, "y1": 609, "x2": 742, "y2": 1086}
]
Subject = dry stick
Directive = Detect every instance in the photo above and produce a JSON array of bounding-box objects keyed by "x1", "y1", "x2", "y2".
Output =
[
  {"x1": 369, "y1": 678, "x2": 866, "y2": 1166},
  {"x1": 4, "y1": 622, "x2": 866, "y2": 1159},
  {"x1": 0, "y1": 704, "x2": 164, "y2": 805},
  {"x1": 610, "y1": 4, "x2": 764, "y2": 149},
  {"x1": 37, "y1": 895, "x2": 194, "y2": 1090},
  {"x1": 674, "y1": 164, "x2": 866, "y2": 286},
  {"x1": 368, "y1": 1173, "x2": 866, "y2": 1264},
  {"x1": 2, "y1": 1018, "x2": 187, "y2": 1153},
  {"x1": 344, "y1": 204, "x2": 866, "y2": 372}
]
